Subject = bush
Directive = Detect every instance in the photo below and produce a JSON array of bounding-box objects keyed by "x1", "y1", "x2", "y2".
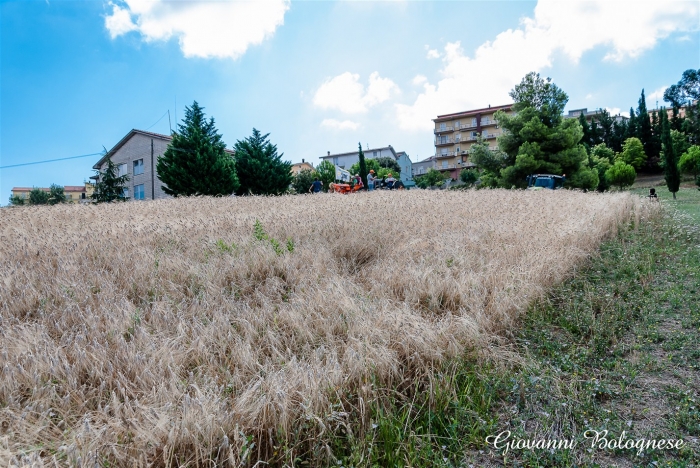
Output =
[{"x1": 459, "y1": 168, "x2": 479, "y2": 186}]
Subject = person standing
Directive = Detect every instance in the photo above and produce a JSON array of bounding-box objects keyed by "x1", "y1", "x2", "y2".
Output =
[
  {"x1": 367, "y1": 169, "x2": 376, "y2": 191},
  {"x1": 309, "y1": 178, "x2": 323, "y2": 193}
]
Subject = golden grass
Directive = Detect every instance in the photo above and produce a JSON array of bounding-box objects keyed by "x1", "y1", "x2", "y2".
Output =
[{"x1": 0, "y1": 190, "x2": 648, "y2": 466}]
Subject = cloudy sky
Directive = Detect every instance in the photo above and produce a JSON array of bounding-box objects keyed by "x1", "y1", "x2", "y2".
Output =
[{"x1": 1, "y1": 0, "x2": 698, "y2": 202}]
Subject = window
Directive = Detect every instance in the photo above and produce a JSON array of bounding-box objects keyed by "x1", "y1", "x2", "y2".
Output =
[
  {"x1": 117, "y1": 163, "x2": 127, "y2": 177},
  {"x1": 456, "y1": 146, "x2": 460, "y2": 153},
  {"x1": 471, "y1": 131, "x2": 478, "y2": 138},
  {"x1": 471, "y1": 118, "x2": 477, "y2": 127},
  {"x1": 455, "y1": 121, "x2": 460, "y2": 129},
  {"x1": 134, "y1": 184, "x2": 145, "y2": 200},
  {"x1": 440, "y1": 123, "x2": 446, "y2": 131},
  {"x1": 439, "y1": 136, "x2": 449, "y2": 144},
  {"x1": 122, "y1": 187, "x2": 129, "y2": 199},
  {"x1": 133, "y1": 159, "x2": 144, "y2": 176},
  {"x1": 440, "y1": 148, "x2": 448, "y2": 156},
  {"x1": 442, "y1": 160, "x2": 448, "y2": 168},
  {"x1": 333, "y1": 157, "x2": 339, "y2": 166},
  {"x1": 373, "y1": 151, "x2": 378, "y2": 157}
]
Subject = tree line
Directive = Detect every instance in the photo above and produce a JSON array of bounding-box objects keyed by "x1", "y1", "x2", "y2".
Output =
[{"x1": 440, "y1": 69, "x2": 699, "y2": 197}]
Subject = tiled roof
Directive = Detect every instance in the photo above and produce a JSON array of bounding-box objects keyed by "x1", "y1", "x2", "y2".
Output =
[
  {"x1": 12, "y1": 186, "x2": 86, "y2": 192},
  {"x1": 434, "y1": 104, "x2": 513, "y2": 121}
]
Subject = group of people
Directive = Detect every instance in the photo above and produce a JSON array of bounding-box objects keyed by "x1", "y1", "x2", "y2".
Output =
[{"x1": 309, "y1": 169, "x2": 399, "y2": 193}]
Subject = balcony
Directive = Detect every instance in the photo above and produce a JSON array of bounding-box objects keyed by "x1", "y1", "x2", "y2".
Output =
[
  {"x1": 434, "y1": 126, "x2": 454, "y2": 134},
  {"x1": 483, "y1": 133, "x2": 498, "y2": 139},
  {"x1": 436, "y1": 151, "x2": 456, "y2": 159},
  {"x1": 457, "y1": 123, "x2": 477, "y2": 131},
  {"x1": 435, "y1": 137, "x2": 455, "y2": 146},
  {"x1": 480, "y1": 118, "x2": 497, "y2": 126}
]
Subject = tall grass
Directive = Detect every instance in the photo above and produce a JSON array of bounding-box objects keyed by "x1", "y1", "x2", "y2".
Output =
[{"x1": 0, "y1": 190, "x2": 648, "y2": 466}]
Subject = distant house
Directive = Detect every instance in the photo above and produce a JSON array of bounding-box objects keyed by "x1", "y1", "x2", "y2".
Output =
[
  {"x1": 92, "y1": 129, "x2": 235, "y2": 200},
  {"x1": 320, "y1": 145, "x2": 414, "y2": 186},
  {"x1": 291, "y1": 159, "x2": 314, "y2": 175},
  {"x1": 11, "y1": 184, "x2": 93, "y2": 203},
  {"x1": 564, "y1": 108, "x2": 628, "y2": 124}
]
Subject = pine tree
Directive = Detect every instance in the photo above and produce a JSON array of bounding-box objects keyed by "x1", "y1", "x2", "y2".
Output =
[
  {"x1": 358, "y1": 143, "x2": 368, "y2": 189},
  {"x1": 48, "y1": 184, "x2": 67, "y2": 205},
  {"x1": 661, "y1": 110, "x2": 681, "y2": 199},
  {"x1": 234, "y1": 128, "x2": 292, "y2": 195},
  {"x1": 579, "y1": 112, "x2": 591, "y2": 150},
  {"x1": 92, "y1": 153, "x2": 130, "y2": 203},
  {"x1": 157, "y1": 101, "x2": 239, "y2": 197}
]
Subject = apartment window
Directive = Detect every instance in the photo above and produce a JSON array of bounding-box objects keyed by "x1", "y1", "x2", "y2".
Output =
[
  {"x1": 440, "y1": 123, "x2": 446, "y2": 131},
  {"x1": 482, "y1": 130, "x2": 488, "y2": 138},
  {"x1": 471, "y1": 118, "x2": 477, "y2": 127},
  {"x1": 438, "y1": 136, "x2": 448, "y2": 144},
  {"x1": 442, "y1": 160, "x2": 448, "y2": 169},
  {"x1": 441, "y1": 148, "x2": 448, "y2": 156},
  {"x1": 122, "y1": 187, "x2": 129, "y2": 199},
  {"x1": 455, "y1": 121, "x2": 460, "y2": 129},
  {"x1": 117, "y1": 163, "x2": 127, "y2": 177},
  {"x1": 471, "y1": 131, "x2": 478, "y2": 138},
  {"x1": 373, "y1": 151, "x2": 378, "y2": 157},
  {"x1": 134, "y1": 184, "x2": 145, "y2": 200},
  {"x1": 456, "y1": 146, "x2": 460, "y2": 153},
  {"x1": 133, "y1": 159, "x2": 144, "y2": 176}
]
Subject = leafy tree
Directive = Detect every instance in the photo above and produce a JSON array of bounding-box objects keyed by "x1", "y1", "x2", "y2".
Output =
[
  {"x1": 316, "y1": 160, "x2": 336, "y2": 191},
  {"x1": 469, "y1": 135, "x2": 506, "y2": 187},
  {"x1": 48, "y1": 184, "x2": 67, "y2": 205},
  {"x1": 416, "y1": 168, "x2": 447, "y2": 188},
  {"x1": 350, "y1": 158, "x2": 380, "y2": 176},
  {"x1": 459, "y1": 168, "x2": 479, "y2": 186},
  {"x1": 157, "y1": 101, "x2": 238, "y2": 196},
  {"x1": 291, "y1": 169, "x2": 319, "y2": 194},
  {"x1": 92, "y1": 153, "x2": 130, "y2": 203},
  {"x1": 29, "y1": 188, "x2": 50, "y2": 205},
  {"x1": 357, "y1": 143, "x2": 368, "y2": 189},
  {"x1": 605, "y1": 160, "x2": 636, "y2": 190},
  {"x1": 495, "y1": 73, "x2": 596, "y2": 190},
  {"x1": 668, "y1": 129, "x2": 690, "y2": 162},
  {"x1": 682, "y1": 100, "x2": 700, "y2": 145},
  {"x1": 660, "y1": 110, "x2": 681, "y2": 199},
  {"x1": 678, "y1": 146, "x2": 700, "y2": 183},
  {"x1": 617, "y1": 137, "x2": 646, "y2": 170},
  {"x1": 590, "y1": 146, "x2": 613, "y2": 192},
  {"x1": 234, "y1": 128, "x2": 292, "y2": 195},
  {"x1": 663, "y1": 69, "x2": 700, "y2": 108},
  {"x1": 8, "y1": 194, "x2": 25, "y2": 206},
  {"x1": 373, "y1": 156, "x2": 401, "y2": 175}
]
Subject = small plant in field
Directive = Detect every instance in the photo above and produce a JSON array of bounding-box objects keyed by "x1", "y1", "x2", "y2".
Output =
[
  {"x1": 215, "y1": 239, "x2": 237, "y2": 253},
  {"x1": 253, "y1": 219, "x2": 291, "y2": 256}
]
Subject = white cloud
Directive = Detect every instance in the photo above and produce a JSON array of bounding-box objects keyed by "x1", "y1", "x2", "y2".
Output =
[
  {"x1": 397, "y1": 0, "x2": 699, "y2": 131},
  {"x1": 647, "y1": 86, "x2": 668, "y2": 105},
  {"x1": 104, "y1": 0, "x2": 290, "y2": 59},
  {"x1": 585, "y1": 93, "x2": 593, "y2": 100},
  {"x1": 412, "y1": 75, "x2": 427, "y2": 86},
  {"x1": 426, "y1": 49, "x2": 440, "y2": 59},
  {"x1": 606, "y1": 107, "x2": 628, "y2": 118},
  {"x1": 313, "y1": 72, "x2": 400, "y2": 114},
  {"x1": 320, "y1": 119, "x2": 360, "y2": 131}
]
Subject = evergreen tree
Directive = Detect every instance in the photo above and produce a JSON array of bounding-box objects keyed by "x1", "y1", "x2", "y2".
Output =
[
  {"x1": 660, "y1": 110, "x2": 681, "y2": 199},
  {"x1": 628, "y1": 108, "x2": 638, "y2": 140},
  {"x1": 157, "y1": 101, "x2": 238, "y2": 196},
  {"x1": 636, "y1": 89, "x2": 659, "y2": 171},
  {"x1": 357, "y1": 143, "x2": 368, "y2": 189},
  {"x1": 92, "y1": 153, "x2": 130, "y2": 203},
  {"x1": 8, "y1": 194, "x2": 24, "y2": 206},
  {"x1": 495, "y1": 72, "x2": 597, "y2": 190},
  {"x1": 579, "y1": 112, "x2": 591, "y2": 150},
  {"x1": 589, "y1": 119, "x2": 603, "y2": 147},
  {"x1": 670, "y1": 106, "x2": 684, "y2": 132},
  {"x1": 610, "y1": 119, "x2": 628, "y2": 153},
  {"x1": 29, "y1": 188, "x2": 50, "y2": 205},
  {"x1": 596, "y1": 108, "x2": 615, "y2": 148},
  {"x1": 48, "y1": 184, "x2": 67, "y2": 205},
  {"x1": 683, "y1": 100, "x2": 700, "y2": 145},
  {"x1": 234, "y1": 128, "x2": 292, "y2": 195}
]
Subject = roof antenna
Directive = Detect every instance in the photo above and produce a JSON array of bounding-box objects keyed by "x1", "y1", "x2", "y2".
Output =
[
  {"x1": 366, "y1": 143, "x2": 369, "y2": 150},
  {"x1": 168, "y1": 110, "x2": 172, "y2": 134}
]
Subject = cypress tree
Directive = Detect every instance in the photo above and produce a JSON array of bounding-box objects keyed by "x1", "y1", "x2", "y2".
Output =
[
  {"x1": 234, "y1": 128, "x2": 292, "y2": 195},
  {"x1": 157, "y1": 101, "x2": 239, "y2": 196},
  {"x1": 636, "y1": 89, "x2": 658, "y2": 171},
  {"x1": 661, "y1": 110, "x2": 681, "y2": 199},
  {"x1": 628, "y1": 108, "x2": 638, "y2": 140},
  {"x1": 358, "y1": 143, "x2": 368, "y2": 189}
]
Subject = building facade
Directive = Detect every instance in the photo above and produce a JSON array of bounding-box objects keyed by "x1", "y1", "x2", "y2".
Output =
[
  {"x1": 291, "y1": 160, "x2": 314, "y2": 175},
  {"x1": 564, "y1": 108, "x2": 629, "y2": 124},
  {"x1": 432, "y1": 104, "x2": 513, "y2": 180},
  {"x1": 92, "y1": 129, "x2": 235, "y2": 200}
]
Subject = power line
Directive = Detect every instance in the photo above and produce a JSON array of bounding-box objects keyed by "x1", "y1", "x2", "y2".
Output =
[
  {"x1": 144, "y1": 110, "x2": 170, "y2": 131},
  {"x1": 0, "y1": 152, "x2": 103, "y2": 170}
]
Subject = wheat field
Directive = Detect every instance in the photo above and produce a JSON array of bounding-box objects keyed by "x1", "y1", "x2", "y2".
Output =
[{"x1": 0, "y1": 189, "x2": 646, "y2": 466}]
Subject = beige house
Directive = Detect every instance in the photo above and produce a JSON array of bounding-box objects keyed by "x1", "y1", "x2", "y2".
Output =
[
  {"x1": 432, "y1": 104, "x2": 513, "y2": 179},
  {"x1": 11, "y1": 183, "x2": 93, "y2": 204},
  {"x1": 291, "y1": 160, "x2": 314, "y2": 175}
]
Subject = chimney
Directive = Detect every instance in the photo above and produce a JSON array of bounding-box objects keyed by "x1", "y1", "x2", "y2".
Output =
[{"x1": 302, "y1": 158, "x2": 305, "y2": 163}]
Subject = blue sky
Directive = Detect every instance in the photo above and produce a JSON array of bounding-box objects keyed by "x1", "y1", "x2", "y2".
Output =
[{"x1": 1, "y1": 0, "x2": 698, "y2": 203}]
